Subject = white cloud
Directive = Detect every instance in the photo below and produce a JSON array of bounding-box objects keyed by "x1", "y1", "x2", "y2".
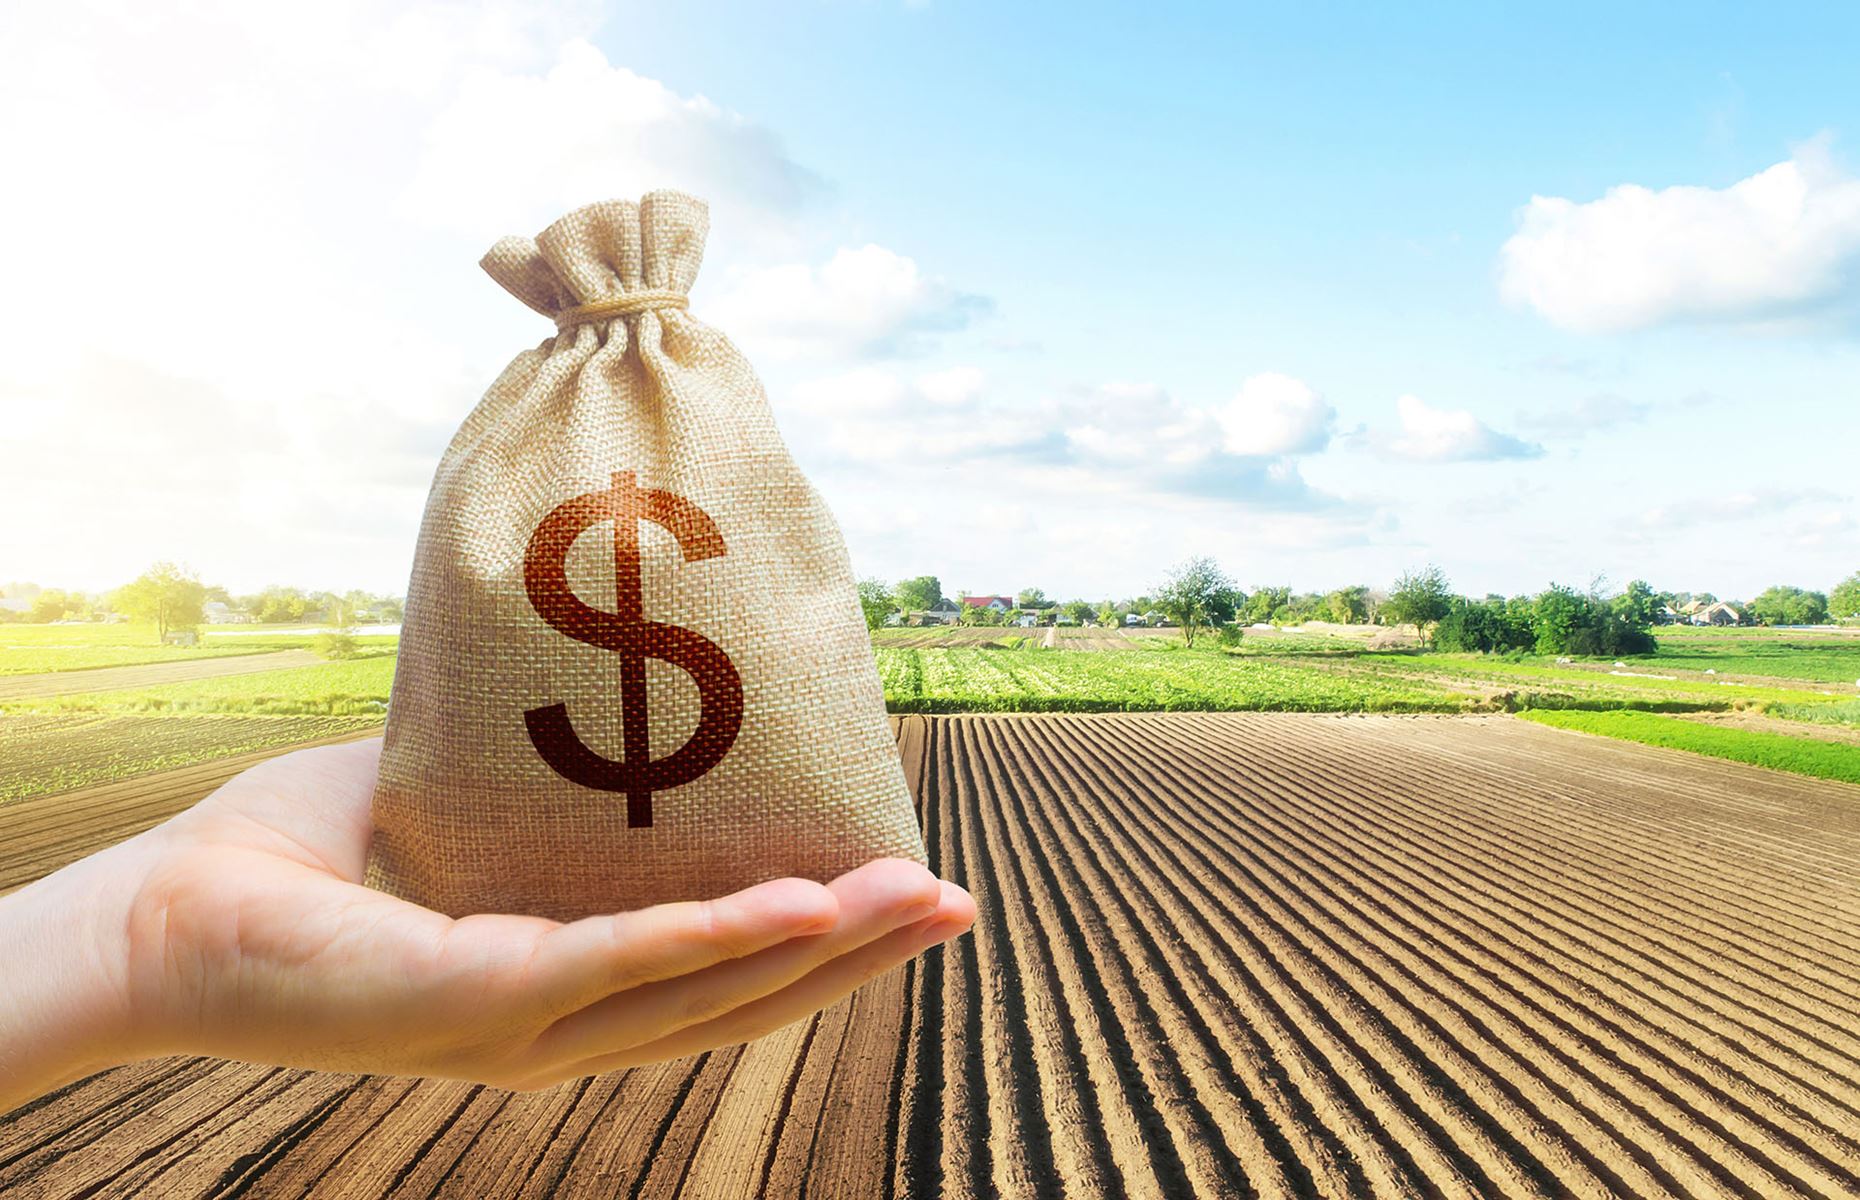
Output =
[
  {"x1": 1214, "y1": 372, "x2": 1335, "y2": 456},
  {"x1": 783, "y1": 367, "x2": 1032, "y2": 462},
  {"x1": 0, "y1": 0, "x2": 983, "y2": 593},
  {"x1": 1373, "y1": 395, "x2": 1544, "y2": 463},
  {"x1": 1499, "y1": 139, "x2": 1860, "y2": 333},
  {"x1": 400, "y1": 38, "x2": 823, "y2": 247},
  {"x1": 778, "y1": 368, "x2": 1344, "y2": 512},
  {"x1": 780, "y1": 369, "x2": 1381, "y2": 598},
  {"x1": 1640, "y1": 487, "x2": 1843, "y2": 530},
  {"x1": 709, "y1": 244, "x2": 990, "y2": 360}
]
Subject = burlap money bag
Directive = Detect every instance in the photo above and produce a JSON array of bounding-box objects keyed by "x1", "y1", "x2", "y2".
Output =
[{"x1": 365, "y1": 190, "x2": 926, "y2": 920}]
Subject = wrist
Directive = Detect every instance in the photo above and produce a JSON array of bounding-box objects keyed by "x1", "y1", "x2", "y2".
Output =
[{"x1": 0, "y1": 838, "x2": 149, "y2": 1113}]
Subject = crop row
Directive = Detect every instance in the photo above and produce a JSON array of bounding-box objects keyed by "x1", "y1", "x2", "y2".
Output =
[
  {"x1": 0, "y1": 713, "x2": 383, "y2": 801},
  {"x1": 1349, "y1": 653, "x2": 1851, "y2": 708},
  {"x1": 6, "y1": 657, "x2": 396, "y2": 717},
  {"x1": 877, "y1": 648, "x2": 1465, "y2": 713}
]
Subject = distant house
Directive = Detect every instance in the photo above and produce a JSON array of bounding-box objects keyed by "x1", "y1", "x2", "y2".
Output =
[
  {"x1": 912, "y1": 604, "x2": 961, "y2": 626},
  {"x1": 1691, "y1": 602, "x2": 1742, "y2": 626},
  {"x1": 961, "y1": 595, "x2": 1015, "y2": 614},
  {"x1": 1014, "y1": 613, "x2": 1039, "y2": 627},
  {"x1": 201, "y1": 601, "x2": 254, "y2": 624}
]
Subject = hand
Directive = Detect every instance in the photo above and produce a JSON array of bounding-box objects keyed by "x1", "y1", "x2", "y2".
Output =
[{"x1": 0, "y1": 739, "x2": 973, "y2": 1113}]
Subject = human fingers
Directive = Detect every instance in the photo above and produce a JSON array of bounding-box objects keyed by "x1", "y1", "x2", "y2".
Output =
[
  {"x1": 154, "y1": 870, "x2": 841, "y2": 1072},
  {"x1": 571, "y1": 880, "x2": 975, "y2": 1070},
  {"x1": 524, "y1": 858, "x2": 939, "y2": 1066},
  {"x1": 501, "y1": 875, "x2": 842, "y2": 1020}
]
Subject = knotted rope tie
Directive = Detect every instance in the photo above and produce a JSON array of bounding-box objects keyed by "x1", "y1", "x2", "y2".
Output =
[{"x1": 554, "y1": 289, "x2": 688, "y2": 331}]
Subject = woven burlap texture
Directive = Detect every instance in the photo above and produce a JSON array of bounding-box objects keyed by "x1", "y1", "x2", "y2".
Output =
[{"x1": 366, "y1": 190, "x2": 926, "y2": 921}]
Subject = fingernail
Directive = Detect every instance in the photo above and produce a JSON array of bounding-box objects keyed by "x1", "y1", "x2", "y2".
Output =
[{"x1": 919, "y1": 919, "x2": 968, "y2": 947}]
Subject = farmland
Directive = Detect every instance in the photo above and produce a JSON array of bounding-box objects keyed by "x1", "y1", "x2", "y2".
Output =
[
  {"x1": 0, "y1": 624, "x2": 270, "y2": 675},
  {"x1": 0, "y1": 624, "x2": 398, "y2": 677},
  {"x1": 4, "y1": 622, "x2": 1858, "y2": 807},
  {"x1": 876, "y1": 647, "x2": 1464, "y2": 713},
  {"x1": 1520, "y1": 709, "x2": 1860, "y2": 785},
  {"x1": 0, "y1": 714, "x2": 383, "y2": 803},
  {"x1": 7, "y1": 713, "x2": 1860, "y2": 1197},
  {"x1": 0, "y1": 654, "x2": 395, "y2": 803},
  {"x1": 11, "y1": 656, "x2": 396, "y2": 717},
  {"x1": 1639, "y1": 625, "x2": 1860, "y2": 685},
  {"x1": 866, "y1": 623, "x2": 1860, "y2": 789}
]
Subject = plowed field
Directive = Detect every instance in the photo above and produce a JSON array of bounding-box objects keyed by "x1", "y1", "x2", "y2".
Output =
[{"x1": 5, "y1": 714, "x2": 1860, "y2": 1198}]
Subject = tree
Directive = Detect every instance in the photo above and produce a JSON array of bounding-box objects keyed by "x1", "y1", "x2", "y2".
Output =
[
  {"x1": 1241, "y1": 586, "x2": 1287, "y2": 625},
  {"x1": 1016, "y1": 587, "x2": 1048, "y2": 609},
  {"x1": 111, "y1": 563, "x2": 206, "y2": 640},
  {"x1": 252, "y1": 585, "x2": 309, "y2": 625},
  {"x1": 1530, "y1": 584, "x2": 1586, "y2": 656},
  {"x1": 1384, "y1": 565, "x2": 1453, "y2": 648},
  {"x1": 1096, "y1": 601, "x2": 1119, "y2": 628},
  {"x1": 1323, "y1": 585, "x2": 1370, "y2": 625},
  {"x1": 1532, "y1": 582, "x2": 1656, "y2": 656},
  {"x1": 1831, "y1": 572, "x2": 1860, "y2": 621},
  {"x1": 855, "y1": 578, "x2": 894, "y2": 631},
  {"x1": 1063, "y1": 600, "x2": 1093, "y2": 626},
  {"x1": 1611, "y1": 579, "x2": 1658, "y2": 629},
  {"x1": 894, "y1": 576, "x2": 944, "y2": 614},
  {"x1": 1749, "y1": 585, "x2": 1830, "y2": 627},
  {"x1": 314, "y1": 594, "x2": 360, "y2": 660},
  {"x1": 1153, "y1": 557, "x2": 1237, "y2": 648},
  {"x1": 1436, "y1": 595, "x2": 1533, "y2": 653},
  {"x1": 28, "y1": 588, "x2": 70, "y2": 623}
]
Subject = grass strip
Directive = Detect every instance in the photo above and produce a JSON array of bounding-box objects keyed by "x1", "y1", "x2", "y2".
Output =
[{"x1": 1518, "y1": 709, "x2": 1860, "y2": 786}]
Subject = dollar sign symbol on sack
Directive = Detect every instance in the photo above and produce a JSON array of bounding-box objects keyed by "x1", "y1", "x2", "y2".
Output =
[{"x1": 522, "y1": 471, "x2": 745, "y2": 828}]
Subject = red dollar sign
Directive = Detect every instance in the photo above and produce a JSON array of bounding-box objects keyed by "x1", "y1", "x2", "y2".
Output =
[{"x1": 522, "y1": 471, "x2": 744, "y2": 828}]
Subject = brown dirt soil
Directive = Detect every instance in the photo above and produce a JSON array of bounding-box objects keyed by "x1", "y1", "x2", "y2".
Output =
[{"x1": 5, "y1": 714, "x2": 1860, "y2": 1197}]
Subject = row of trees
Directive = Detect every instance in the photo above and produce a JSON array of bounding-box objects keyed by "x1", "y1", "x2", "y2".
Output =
[
  {"x1": 867, "y1": 562, "x2": 1860, "y2": 653},
  {"x1": 1428, "y1": 577, "x2": 1661, "y2": 657},
  {"x1": 0, "y1": 567, "x2": 404, "y2": 636}
]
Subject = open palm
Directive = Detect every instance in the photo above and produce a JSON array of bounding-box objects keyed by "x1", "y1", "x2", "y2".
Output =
[{"x1": 101, "y1": 738, "x2": 972, "y2": 1091}]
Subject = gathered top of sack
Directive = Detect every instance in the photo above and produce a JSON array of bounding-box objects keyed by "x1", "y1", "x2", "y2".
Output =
[{"x1": 479, "y1": 190, "x2": 710, "y2": 329}]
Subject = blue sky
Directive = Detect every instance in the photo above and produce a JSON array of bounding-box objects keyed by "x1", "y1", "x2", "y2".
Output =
[{"x1": 3, "y1": 2, "x2": 1856, "y2": 603}]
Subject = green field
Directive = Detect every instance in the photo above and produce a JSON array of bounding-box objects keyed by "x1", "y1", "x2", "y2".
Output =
[
  {"x1": 0, "y1": 624, "x2": 270, "y2": 675},
  {"x1": 0, "y1": 623, "x2": 397, "y2": 676},
  {"x1": 0, "y1": 713, "x2": 382, "y2": 801},
  {"x1": 1768, "y1": 697, "x2": 1860, "y2": 727},
  {"x1": 1343, "y1": 652, "x2": 1852, "y2": 710},
  {"x1": 1633, "y1": 628, "x2": 1860, "y2": 684},
  {"x1": 1519, "y1": 709, "x2": 1860, "y2": 786},
  {"x1": 8, "y1": 656, "x2": 396, "y2": 716},
  {"x1": 6, "y1": 621, "x2": 1857, "y2": 805},
  {"x1": 876, "y1": 647, "x2": 1465, "y2": 713}
]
